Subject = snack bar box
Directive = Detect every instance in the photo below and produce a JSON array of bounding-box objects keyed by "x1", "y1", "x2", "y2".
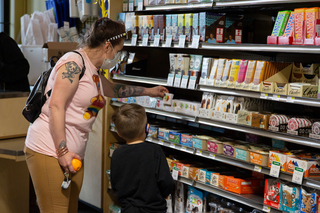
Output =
[{"x1": 286, "y1": 156, "x2": 320, "y2": 178}]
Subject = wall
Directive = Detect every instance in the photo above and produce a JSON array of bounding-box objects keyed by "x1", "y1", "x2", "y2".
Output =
[
  {"x1": 10, "y1": 0, "x2": 27, "y2": 41},
  {"x1": 27, "y1": 0, "x2": 46, "y2": 14}
]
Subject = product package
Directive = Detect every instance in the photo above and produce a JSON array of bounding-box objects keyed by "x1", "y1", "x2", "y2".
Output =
[
  {"x1": 193, "y1": 13, "x2": 199, "y2": 36},
  {"x1": 185, "y1": 13, "x2": 193, "y2": 41},
  {"x1": 177, "y1": 14, "x2": 185, "y2": 38},
  {"x1": 225, "y1": 15, "x2": 243, "y2": 43},
  {"x1": 264, "y1": 179, "x2": 281, "y2": 209},
  {"x1": 271, "y1": 10, "x2": 291, "y2": 36},
  {"x1": 294, "y1": 8, "x2": 305, "y2": 40},
  {"x1": 279, "y1": 183, "x2": 300, "y2": 213},
  {"x1": 199, "y1": 12, "x2": 226, "y2": 43},
  {"x1": 166, "y1": 14, "x2": 172, "y2": 38},
  {"x1": 186, "y1": 186, "x2": 203, "y2": 213},
  {"x1": 172, "y1": 14, "x2": 179, "y2": 41},
  {"x1": 174, "y1": 182, "x2": 185, "y2": 213},
  {"x1": 236, "y1": 60, "x2": 249, "y2": 83},
  {"x1": 283, "y1": 12, "x2": 295, "y2": 37},
  {"x1": 299, "y1": 188, "x2": 319, "y2": 213}
]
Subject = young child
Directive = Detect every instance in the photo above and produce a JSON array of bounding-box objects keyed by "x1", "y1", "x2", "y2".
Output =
[{"x1": 111, "y1": 103, "x2": 175, "y2": 213}]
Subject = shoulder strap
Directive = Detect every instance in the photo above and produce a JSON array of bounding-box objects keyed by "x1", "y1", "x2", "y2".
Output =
[
  {"x1": 47, "y1": 51, "x2": 87, "y2": 98},
  {"x1": 71, "y1": 50, "x2": 86, "y2": 80}
]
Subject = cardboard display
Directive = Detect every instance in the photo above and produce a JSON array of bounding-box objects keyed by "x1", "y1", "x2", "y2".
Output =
[
  {"x1": 42, "y1": 42, "x2": 79, "y2": 62},
  {"x1": 200, "y1": 13, "x2": 226, "y2": 43},
  {"x1": 288, "y1": 84, "x2": 318, "y2": 98},
  {"x1": 224, "y1": 16, "x2": 243, "y2": 44}
]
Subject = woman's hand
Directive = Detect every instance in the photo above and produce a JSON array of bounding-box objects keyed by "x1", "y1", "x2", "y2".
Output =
[
  {"x1": 58, "y1": 152, "x2": 81, "y2": 174},
  {"x1": 145, "y1": 86, "x2": 169, "y2": 98}
]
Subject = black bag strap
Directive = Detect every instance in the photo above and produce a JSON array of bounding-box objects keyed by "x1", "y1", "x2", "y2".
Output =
[{"x1": 47, "y1": 51, "x2": 86, "y2": 97}]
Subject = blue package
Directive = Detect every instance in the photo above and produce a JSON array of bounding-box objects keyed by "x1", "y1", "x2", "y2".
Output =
[
  {"x1": 158, "y1": 128, "x2": 169, "y2": 141},
  {"x1": 148, "y1": 126, "x2": 158, "y2": 139},
  {"x1": 299, "y1": 188, "x2": 318, "y2": 213},
  {"x1": 180, "y1": 134, "x2": 193, "y2": 148},
  {"x1": 279, "y1": 183, "x2": 300, "y2": 213},
  {"x1": 187, "y1": 186, "x2": 203, "y2": 213}
]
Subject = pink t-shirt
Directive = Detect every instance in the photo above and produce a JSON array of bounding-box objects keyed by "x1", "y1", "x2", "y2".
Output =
[{"x1": 25, "y1": 49, "x2": 106, "y2": 159}]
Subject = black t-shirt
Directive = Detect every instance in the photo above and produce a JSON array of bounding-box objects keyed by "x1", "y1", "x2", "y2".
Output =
[{"x1": 111, "y1": 142, "x2": 175, "y2": 213}]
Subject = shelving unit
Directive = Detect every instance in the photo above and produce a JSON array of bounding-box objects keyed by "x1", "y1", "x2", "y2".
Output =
[
  {"x1": 111, "y1": 101, "x2": 320, "y2": 149},
  {"x1": 112, "y1": 74, "x2": 320, "y2": 107},
  {"x1": 109, "y1": 126, "x2": 320, "y2": 191},
  {"x1": 109, "y1": 1, "x2": 320, "y2": 212}
]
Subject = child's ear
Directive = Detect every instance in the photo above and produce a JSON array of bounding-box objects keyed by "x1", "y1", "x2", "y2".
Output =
[{"x1": 116, "y1": 131, "x2": 122, "y2": 138}]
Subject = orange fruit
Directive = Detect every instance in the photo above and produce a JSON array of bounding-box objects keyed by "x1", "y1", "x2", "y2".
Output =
[{"x1": 72, "y1": 159, "x2": 82, "y2": 172}]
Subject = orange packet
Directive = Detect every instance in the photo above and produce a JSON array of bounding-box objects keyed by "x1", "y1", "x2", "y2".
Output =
[
  {"x1": 306, "y1": 7, "x2": 319, "y2": 39},
  {"x1": 294, "y1": 8, "x2": 306, "y2": 40}
]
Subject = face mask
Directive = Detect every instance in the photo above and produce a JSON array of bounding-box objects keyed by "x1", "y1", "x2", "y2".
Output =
[{"x1": 100, "y1": 44, "x2": 121, "y2": 70}]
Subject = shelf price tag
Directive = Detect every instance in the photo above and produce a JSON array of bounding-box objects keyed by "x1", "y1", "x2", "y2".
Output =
[
  {"x1": 196, "y1": 150, "x2": 202, "y2": 155},
  {"x1": 137, "y1": 0, "x2": 143, "y2": 10},
  {"x1": 260, "y1": 93, "x2": 268, "y2": 99},
  {"x1": 181, "y1": 146, "x2": 187, "y2": 151},
  {"x1": 262, "y1": 206, "x2": 271, "y2": 212},
  {"x1": 209, "y1": 153, "x2": 216, "y2": 159},
  {"x1": 270, "y1": 161, "x2": 281, "y2": 178},
  {"x1": 180, "y1": 75, "x2": 189, "y2": 89},
  {"x1": 172, "y1": 167, "x2": 179, "y2": 180},
  {"x1": 272, "y1": 94, "x2": 280, "y2": 101},
  {"x1": 158, "y1": 140, "x2": 164, "y2": 145},
  {"x1": 153, "y1": 35, "x2": 160, "y2": 47},
  {"x1": 165, "y1": 35, "x2": 172, "y2": 47},
  {"x1": 191, "y1": 35, "x2": 200, "y2": 49},
  {"x1": 64, "y1": 21, "x2": 70, "y2": 31},
  {"x1": 131, "y1": 34, "x2": 137, "y2": 46},
  {"x1": 179, "y1": 35, "x2": 186, "y2": 48},
  {"x1": 170, "y1": 143, "x2": 176, "y2": 148},
  {"x1": 142, "y1": 34, "x2": 148, "y2": 46},
  {"x1": 167, "y1": 73, "x2": 174, "y2": 86},
  {"x1": 188, "y1": 76, "x2": 197, "y2": 90},
  {"x1": 174, "y1": 74, "x2": 182, "y2": 87},
  {"x1": 287, "y1": 96, "x2": 295, "y2": 103},
  {"x1": 292, "y1": 167, "x2": 304, "y2": 185},
  {"x1": 254, "y1": 165, "x2": 262, "y2": 172}
]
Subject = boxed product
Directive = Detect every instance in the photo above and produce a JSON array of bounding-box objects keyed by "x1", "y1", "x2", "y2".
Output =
[
  {"x1": 207, "y1": 138, "x2": 224, "y2": 154},
  {"x1": 286, "y1": 154, "x2": 320, "y2": 178},
  {"x1": 223, "y1": 142, "x2": 236, "y2": 157},
  {"x1": 271, "y1": 10, "x2": 291, "y2": 36},
  {"x1": 158, "y1": 15, "x2": 166, "y2": 40},
  {"x1": 172, "y1": 14, "x2": 178, "y2": 41},
  {"x1": 199, "y1": 12, "x2": 226, "y2": 43},
  {"x1": 224, "y1": 176, "x2": 264, "y2": 194},
  {"x1": 249, "y1": 146, "x2": 269, "y2": 167},
  {"x1": 185, "y1": 13, "x2": 193, "y2": 42},
  {"x1": 180, "y1": 133, "x2": 193, "y2": 148},
  {"x1": 147, "y1": 15, "x2": 154, "y2": 40},
  {"x1": 235, "y1": 144, "x2": 250, "y2": 162},
  {"x1": 186, "y1": 186, "x2": 203, "y2": 213},
  {"x1": 251, "y1": 112, "x2": 270, "y2": 130},
  {"x1": 169, "y1": 130, "x2": 182, "y2": 144},
  {"x1": 237, "y1": 110, "x2": 253, "y2": 126},
  {"x1": 189, "y1": 166, "x2": 202, "y2": 181},
  {"x1": 192, "y1": 13, "x2": 199, "y2": 36},
  {"x1": 158, "y1": 128, "x2": 170, "y2": 140},
  {"x1": 174, "y1": 182, "x2": 185, "y2": 213},
  {"x1": 148, "y1": 125, "x2": 158, "y2": 139},
  {"x1": 173, "y1": 161, "x2": 191, "y2": 176},
  {"x1": 279, "y1": 183, "x2": 300, "y2": 213},
  {"x1": 268, "y1": 150, "x2": 291, "y2": 172},
  {"x1": 166, "y1": 14, "x2": 172, "y2": 38},
  {"x1": 264, "y1": 179, "x2": 281, "y2": 209},
  {"x1": 193, "y1": 135, "x2": 210, "y2": 150},
  {"x1": 177, "y1": 14, "x2": 185, "y2": 38}
]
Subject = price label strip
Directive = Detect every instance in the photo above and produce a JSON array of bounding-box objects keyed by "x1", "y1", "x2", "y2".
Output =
[
  {"x1": 165, "y1": 35, "x2": 173, "y2": 47},
  {"x1": 158, "y1": 140, "x2": 164, "y2": 145},
  {"x1": 153, "y1": 34, "x2": 160, "y2": 47},
  {"x1": 181, "y1": 146, "x2": 187, "y2": 151},
  {"x1": 287, "y1": 96, "x2": 295, "y2": 103},
  {"x1": 292, "y1": 167, "x2": 304, "y2": 185},
  {"x1": 262, "y1": 206, "x2": 271, "y2": 213},
  {"x1": 269, "y1": 161, "x2": 281, "y2": 178},
  {"x1": 131, "y1": 34, "x2": 138, "y2": 46},
  {"x1": 170, "y1": 143, "x2": 176, "y2": 148},
  {"x1": 209, "y1": 153, "x2": 216, "y2": 159},
  {"x1": 272, "y1": 94, "x2": 280, "y2": 101},
  {"x1": 142, "y1": 34, "x2": 148, "y2": 46},
  {"x1": 260, "y1": 93, "x2": 268, "y2": 99},
  {"x1": 172, "y1": 167, "x2": 179, "y2": 180}
]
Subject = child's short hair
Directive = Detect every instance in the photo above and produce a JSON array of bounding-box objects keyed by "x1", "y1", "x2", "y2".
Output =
[{"x1": 111, "y1": 104, "x2": 147, "y2": 141}]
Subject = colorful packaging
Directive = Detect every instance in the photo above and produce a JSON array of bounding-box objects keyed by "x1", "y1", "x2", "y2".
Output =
[
  {"x1": 236, "y1": 60, "x2": 249, "y2": 83},
  {"x1": 268, "y1": 151, "x2": 290, "y2": 172},
  {"x1": 299, "y1": 188, "x2": 318, "y2": 213},
  {"x1": 279, "y1": 184, "x2": 300, "y2": 213},
  {"x1": 185, "y1": 13, "x2": 193, "y2": 41},
  {"x1": 294, "y1": 8, "x2": 306, "y2": 40},
  {"x1": 221, "y1": 59, "x2": 232, "y2": 82},
  {"x1": 158, "y1": 128, "x2": 169, "y2": 140},
  {"x1": 153, "y1": 15, "x2": 159, "y2": 36},
  {"x1": 180, "y1": 133, "x2": 193, "y2": 147},
  {"x1": 244, "y1": 60, "x2": 257, "y2": 84},
  {"x1": 131, "y1": 15, "x2": 139, "y2": 35},
  {"x1": 286, "y1": 156, "x2": 320, "y2": 178},
  {"x1": 148, "y1": 125, "x2": 158, "y2": 139},
  {"x1": 169, "y1": 131, "x2": 181, "y2": 144},
  {"x1": 306, "y1": 8, "x2": 319, "y2": 39},
  {"x1": 216, "y1": 58, "x2": 226, "y2": 81},
  {"x1": 271, "y1": 10, "x2": 291, "y2": 36},
  {"x1": 199, "y1": 12, "x2": 225, "y2": 43},
  {"x1": 283, "y1": 12, "x2": 295, "y2": 37},
  {"x1": 186, "y1": 186, "x2": 203, "y2": 213},
  {"x1": 193, "y1": 13, "x2": 199, "y2": 36},
  {"x1": 224, "y1": 177, "x2": 264, "y2": 194},
  {"x1": 177, "y1": 14, "x2": 185, "y2": 38},
  {"x1": 193, "y1": 135, "x2": 209, "y2": 150},
  {"x1": 166, "y1": 14, "x2": 172, "y2": 37},
  {"x1": 147, "y1": 15, "x2": 154, "y2": 40},
  {"x1": 229, "y1": 59, "x2": 241, "y2": 82},
  {"x1": 172, "y1": 14, "x2": 179, "y2": 41},
  {"x1": 252, "y1": 61, "x2": 266, "y2": 85},
  {"x1": 264, "y1": 179, "x2": 281, "y2": 209}
]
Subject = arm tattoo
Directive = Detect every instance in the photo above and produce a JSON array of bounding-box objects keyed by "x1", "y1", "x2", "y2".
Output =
[
  {"x1": 62, "y1": 62, "x2": 81, "y2": 83},
  {"x1": 58, "y1": 140, "x2": 66, "y2": 149},
  {"x1": 113, "y1": 84, "x2": 145, "y2": 98}
]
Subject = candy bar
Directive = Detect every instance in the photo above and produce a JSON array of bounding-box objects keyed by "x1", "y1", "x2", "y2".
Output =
[
  {"x1": 271, "y1": 10, "x2": 291, "y2": 36},
  {"x1": 306, "y1": 8, "x2": 319, "y2": 39},
  {"x1": 312, "y1": 122, "x2": 320, "y2": 135},
  {"x1": 236, "y1": 60, "x2": 248, "y2": 83},
  {"x1": 294, "y1": 8, "x2": 305, "y2": 40},
  {"x1": 283, "y1": 12, "x2": 294, "y2": 37}
]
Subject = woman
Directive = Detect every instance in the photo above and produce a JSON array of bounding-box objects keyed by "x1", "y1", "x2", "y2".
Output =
[{"x1": 24, "y1": 17, "x2": 168, "y2": 213}]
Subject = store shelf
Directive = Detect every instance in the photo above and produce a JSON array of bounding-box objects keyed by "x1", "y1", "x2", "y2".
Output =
[
  {"x1": 112, "y1": 74, "x2": 167, "y2": 86},
  {"x1": 109, "y1": 125, "x2": 320, "y2": 190},
  {"x1": 124, "y1": 40, "x2": 320, "y2": 54},
  {"x1": 143, "y1": 2, "x2": 213, "y2": 11},
  {"x1": 110, "y1": 101, "x2": 320, "y2": 149},
  {"x1": 177, "y1": 176, "x2": 280, "y2": 213},
  {"x1": 214, "y1": 0, "x2": 320, "y2": 7},
  {"x1": 111, "y1": 74, "x2": 320, "y2": 108}
]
